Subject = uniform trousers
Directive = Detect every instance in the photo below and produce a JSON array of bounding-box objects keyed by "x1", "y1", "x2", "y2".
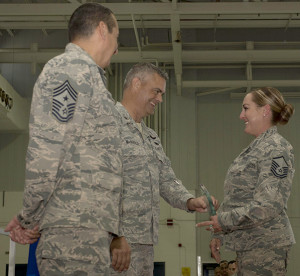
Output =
[
  {"x1": 36, "y1": 227, "x2": 113, "y2": 276},
  {"x1": 236, "y1": 246, "x2": 291, "y2": 276},
  {"x1": 110, "y1": 243, "x2": 154, "y2": 276}
]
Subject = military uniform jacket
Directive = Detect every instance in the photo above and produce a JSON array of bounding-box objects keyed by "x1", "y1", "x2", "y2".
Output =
[
  {"x1": 18, "y1": 43, "x2": 122, "y2": 234},
  {"x1": 115, "y1": 102, "x2": 194, "y2": 244},
  {"x1": 217, "y1": 126, "x2": 295, "y2": 251}
]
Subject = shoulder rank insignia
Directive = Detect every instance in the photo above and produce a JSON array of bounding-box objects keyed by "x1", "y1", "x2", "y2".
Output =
[
  {"x1": 271, "y1": 156, "x2": 288, "y2": 178},
  {"x1": 52, "y1": 80, "x2": 78, "y2": 123}
]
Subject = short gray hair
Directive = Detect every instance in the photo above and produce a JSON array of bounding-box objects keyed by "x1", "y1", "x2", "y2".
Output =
[{"x1": 123, "y1": 63, "x2": 168, "y2": 90}]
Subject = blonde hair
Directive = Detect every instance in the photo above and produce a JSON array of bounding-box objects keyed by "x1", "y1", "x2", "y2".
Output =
[{"x1": 249, "y1": 87, "x2": 294, "y2": 125}]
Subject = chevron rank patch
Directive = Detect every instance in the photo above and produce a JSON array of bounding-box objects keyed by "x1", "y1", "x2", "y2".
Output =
[
  {"x1": 271, "y1": 156, "x2": 288, "y2": 178},
  {"x1": 52, "y1": 80, "x2": 78, "y2": 123}
]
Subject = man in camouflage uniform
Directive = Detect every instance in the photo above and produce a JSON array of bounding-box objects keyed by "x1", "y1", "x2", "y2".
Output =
[
  {"x1": 5, "y1": 3, "x2": 130, "y2": 275},
  {"x1": 220, "y1": 260, "x2": 229, "y2": 276},
  {"x1": 110, "y1": 63, "x2": 218, "y2": 276},
  {"x1": 228, "y1": 260, "x2": 237, "y2": 276}
]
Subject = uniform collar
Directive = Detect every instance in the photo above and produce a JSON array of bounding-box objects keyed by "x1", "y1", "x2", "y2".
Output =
[
  {"x1": 116, "y1": 102, "x2": 147, "y2": 133},
  {"x1": 65, "y1": 43, "x2": 105, "y2": 74},
  {"x1": 248, "y1": 125, "x2": 277, "y2": 149}
]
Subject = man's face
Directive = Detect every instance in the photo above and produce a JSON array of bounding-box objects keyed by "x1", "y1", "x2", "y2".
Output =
[
  {"x1": 214, "y1": 267, "x2": 222, "y2": 276},
  {"x1": 228, "y1": 263, "x2": 237, "y2": 276},
  {"x1": 220, "y1": 262, "x2": 228, "y2": 276},
  {"x1": 136, "y1": 73, "x2": 166, "y2": 119}
]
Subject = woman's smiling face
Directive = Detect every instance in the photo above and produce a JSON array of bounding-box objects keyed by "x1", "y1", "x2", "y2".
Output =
[{"x1": 239, "y1": 93, "x2": 269, "y2": 137}]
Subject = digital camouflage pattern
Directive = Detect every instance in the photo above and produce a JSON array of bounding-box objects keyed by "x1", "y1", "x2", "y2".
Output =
[
  {"x1": 110, "y1": 244, "x2": 154, "y2": 276},
  {"x1": 215, "y1": 126, "x2": 295, "y2": 252},
  {"x1": 17, "y1": 43, "x2": 123, "y2": 235},
  {"x1": 36, "y1": 228, "x2": 113, "y2": 275},
  {"x1": 236, "y1": 246, "x2": 291, "y2": 276},
  {"x1": 115, "y1": 102, "x2": 194, "y2": 245}
]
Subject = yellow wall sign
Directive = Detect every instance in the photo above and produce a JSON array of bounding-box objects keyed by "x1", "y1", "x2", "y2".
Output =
[{"x1": 181, "y1": 267, "x2": 191, "y2": 276}]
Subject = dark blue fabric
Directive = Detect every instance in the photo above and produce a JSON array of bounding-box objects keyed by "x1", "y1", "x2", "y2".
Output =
[{"x1": 26, "y1": 240, "x2": 39, "y2": 276}]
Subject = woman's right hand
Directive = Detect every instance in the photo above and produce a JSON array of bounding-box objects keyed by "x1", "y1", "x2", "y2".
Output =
[{"x1": 210, "y1": 238, "x2": 221, "y2": 263}]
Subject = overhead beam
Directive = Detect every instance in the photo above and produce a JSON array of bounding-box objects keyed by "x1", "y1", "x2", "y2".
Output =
[
  {"x1": 3, "y1": 20, "x2": 300, "y2": 30},
  {"x1": 2, "y1": 48, "x2": 300, "y2": 64},
  {"x1": 131, "y1": 14, "x2": 142, "y2": 57},
  {"x1": 1, "y1": 14, "x2": 299, "y2": 21},
  {"x1": 231, "y1": 92, "x2": 300, "y2": 99},
  {"x1": 1, "y1": 9, "x2": 300, "y2": 30},
  {"x1": 183, "y1": 80, "x2": 300, "y2": 88},
  {"x1": 171, "y1": 13, "x2": 182, "y2": 96},
  {"x1": 245, "y1": 41, "x2": 253, "y2": 86},
  {"x1": 196, "y1": 87, "x2": 241, "y2": 97},
  {"x1": 1, "y1": 3, "x2": 300, "y2": 16}
]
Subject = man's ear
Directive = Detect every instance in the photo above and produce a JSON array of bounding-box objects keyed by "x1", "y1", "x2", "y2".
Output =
[
  {"x1": 98, "y1": 21, "x2": 108, "y2": 39},
  {"x1": 132, "y1": 77, "x2": 141, "y2": 91}
]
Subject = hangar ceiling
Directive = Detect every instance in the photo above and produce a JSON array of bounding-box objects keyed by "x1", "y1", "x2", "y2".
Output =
[{"x1": 1, "y1": 0, "x2": 300, "y2": 130}]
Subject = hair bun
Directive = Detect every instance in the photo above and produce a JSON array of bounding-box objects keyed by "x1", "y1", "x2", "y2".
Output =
[{"x1": 279, "y1": 103, "x2": 295, "y2": 125}]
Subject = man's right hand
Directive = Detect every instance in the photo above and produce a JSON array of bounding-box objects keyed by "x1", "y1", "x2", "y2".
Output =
[
  {"x1": 110, "y1": 236, "x2": 131, "y2": 272},
  {"x1": 5, "y1": 216, "x2": 40, "y2": 244}
]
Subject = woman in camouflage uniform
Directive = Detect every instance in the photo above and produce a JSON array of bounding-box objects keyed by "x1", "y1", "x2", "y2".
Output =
[{"x1": 197, "y1": 87, "x2": 295, "y2": 275}]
